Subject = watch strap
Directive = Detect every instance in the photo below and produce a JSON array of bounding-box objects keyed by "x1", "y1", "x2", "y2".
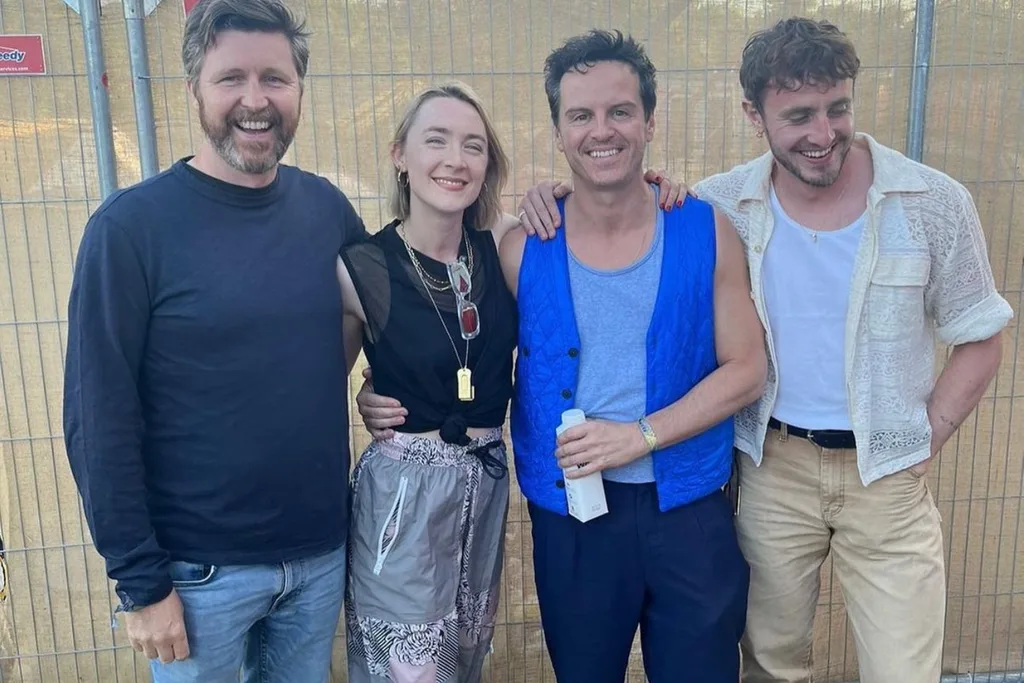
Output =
[{"x1": 638, "y1": 417, "x2": 658, "y2": 452}]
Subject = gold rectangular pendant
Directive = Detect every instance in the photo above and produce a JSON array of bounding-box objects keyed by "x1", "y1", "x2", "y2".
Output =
[{"x1": 457, "y1": 368, "x2": 475, "y2": 402}]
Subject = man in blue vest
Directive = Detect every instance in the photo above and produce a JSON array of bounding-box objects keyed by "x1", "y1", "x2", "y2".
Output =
[
  {"x1": 502, "y1": 29, "x2": 766, "y2": 682},
  {"x1": 356, "y1": 29, "x2": 766, "y2": 682}
]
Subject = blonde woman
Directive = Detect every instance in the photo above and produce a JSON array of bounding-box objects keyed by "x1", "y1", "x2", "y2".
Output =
[
  {"x1": 337, "y1": 81, "x2": 517, "y2": 683},
  {"x1": 337, "y1": 81, "x2": 682, "y2": 682}
]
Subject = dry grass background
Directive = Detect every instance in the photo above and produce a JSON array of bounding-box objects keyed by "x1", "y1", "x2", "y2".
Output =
[{"x1": 0, "y1": 0, "x2": 1022, "y2": 681}]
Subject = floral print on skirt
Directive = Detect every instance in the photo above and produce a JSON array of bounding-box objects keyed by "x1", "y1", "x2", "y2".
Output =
[{"x1": 345, "y1": 429, "x2": 509, "y2": 683}]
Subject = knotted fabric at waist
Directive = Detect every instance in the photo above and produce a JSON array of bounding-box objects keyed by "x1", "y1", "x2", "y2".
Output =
[{"x1": 379, "y1": 427, "x2": 507, "y2": 480}]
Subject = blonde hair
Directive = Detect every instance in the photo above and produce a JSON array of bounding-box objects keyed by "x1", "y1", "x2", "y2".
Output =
[{"x1": 387, "y1": 81, "x2": 510, "y2": 230}]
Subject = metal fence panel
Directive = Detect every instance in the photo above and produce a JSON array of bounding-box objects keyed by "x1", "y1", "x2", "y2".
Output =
[
  {"x1": 924, "y1": 0, "x2": 1024, "y2": 677},
  {"x1": 0, "y1": 0, "x2": 1021, "y2": 681}
]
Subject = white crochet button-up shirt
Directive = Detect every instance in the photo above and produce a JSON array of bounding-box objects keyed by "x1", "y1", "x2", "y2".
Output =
[{"x1": 694, "y1": 133, "x2": 1014, "y2": 485}]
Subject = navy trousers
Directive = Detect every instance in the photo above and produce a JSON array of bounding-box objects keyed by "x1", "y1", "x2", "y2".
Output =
[{"x1": 529, "y1": 481, "x2": 749, "y2": 683}]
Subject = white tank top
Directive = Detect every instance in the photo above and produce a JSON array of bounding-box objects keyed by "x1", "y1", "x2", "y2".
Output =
[{"x1": 762, "y1": 186, "x2": 866, "y2": 430}]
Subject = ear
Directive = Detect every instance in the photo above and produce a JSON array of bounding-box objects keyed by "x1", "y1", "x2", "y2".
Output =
[
  {"x1": 389, "y1": 142, "x2": 405, "y2": 172},
  {"x1": 645, "y1": 110, "x2": 656, "y2": 142},
  {"x1": 554, "y1": 124, "x2": 564, "y2": 153},
  {"x1": 742, "y1": 101, "x2": 763, "y2": 134}
]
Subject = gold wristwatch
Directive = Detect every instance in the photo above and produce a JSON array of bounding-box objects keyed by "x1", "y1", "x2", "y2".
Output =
[{"x1": 637, "y1": 416, "x2": 658, "y2": 452}]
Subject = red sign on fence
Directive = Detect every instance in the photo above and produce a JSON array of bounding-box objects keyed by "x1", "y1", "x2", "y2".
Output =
[
  {"x1": 183, "y1": 0, "x2": 200, "y2": 15},
  {"x1": 0, "y1": 34, "x2": 46, "y2": 76}
]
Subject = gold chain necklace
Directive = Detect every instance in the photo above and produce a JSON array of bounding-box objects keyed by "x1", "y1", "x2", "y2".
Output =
[
  {"x1": 398, "y1": 224, "x2": 474, "y2": 292},
  {"x1": 396, "y1": 224, "x2": 475, "y2": 401}
]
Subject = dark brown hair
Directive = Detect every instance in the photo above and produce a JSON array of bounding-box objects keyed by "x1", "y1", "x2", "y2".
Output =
[
  {"x1": 739, "y1": 17, "x2": 860, "y2": 112},
  {"x1": 544, "y1": 29, "x2": 657, "y2": 126}
]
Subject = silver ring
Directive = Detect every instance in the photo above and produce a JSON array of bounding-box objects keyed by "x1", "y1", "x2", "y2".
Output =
[{"x1": 517, "y1": 211, "x2": 526, "y2": 223}]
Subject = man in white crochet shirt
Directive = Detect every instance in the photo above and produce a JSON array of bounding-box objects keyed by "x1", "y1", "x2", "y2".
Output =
[
  {"x1": 515, "y1": 14, "x2": 1013, "y2": 683},
  {"x1": 688, "y1": 16, "x2": 1013, "y2": 683}
]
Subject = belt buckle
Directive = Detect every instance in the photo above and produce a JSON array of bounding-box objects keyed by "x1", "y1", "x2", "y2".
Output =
[
  {"x1": 802, "y1": 430, "x2": 835, "y2": 450},
  {"x1": 806, "y1": 429, "x2": 844, "y2": 449}
]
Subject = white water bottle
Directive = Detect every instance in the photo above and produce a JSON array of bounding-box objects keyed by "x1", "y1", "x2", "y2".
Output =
[{"x1": 556, "y1": 409, "x2": 609, "y2": 522}]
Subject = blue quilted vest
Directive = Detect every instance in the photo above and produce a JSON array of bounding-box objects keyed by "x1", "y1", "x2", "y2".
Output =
[{"x1": 511, "y1": 196, "x2": 734, "y2": 514}]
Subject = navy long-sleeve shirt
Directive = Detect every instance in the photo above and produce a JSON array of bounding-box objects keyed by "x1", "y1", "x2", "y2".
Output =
[{"x1": 63, "y1": 159, "x2": 366, "y2": 608}]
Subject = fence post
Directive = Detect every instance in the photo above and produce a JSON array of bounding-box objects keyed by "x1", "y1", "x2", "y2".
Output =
[
  {"x1": 80, "y1": 0, "x2": 119, "y2": 198},
  {"x1": 124, "y1": 0, "x2": 160, "y2": 179},
  {"x1": 906, "y1": 0, "x2": 936, "y2": 163}
]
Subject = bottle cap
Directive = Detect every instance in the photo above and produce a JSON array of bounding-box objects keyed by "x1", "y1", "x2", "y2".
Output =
[{"x1": 560, "y1": 408, "x2": 586, "y2": 429}]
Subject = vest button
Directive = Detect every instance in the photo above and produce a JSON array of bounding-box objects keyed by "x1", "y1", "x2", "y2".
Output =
[
  {"x1": 561, "y1": 389, "x2": 572, "y2": 399},
  {"x1": 567, "y1": 347, "x2": 579, "y2": 358},
  {"x1": 555, "y1": 480, "x2": 565, "y2": 489}
]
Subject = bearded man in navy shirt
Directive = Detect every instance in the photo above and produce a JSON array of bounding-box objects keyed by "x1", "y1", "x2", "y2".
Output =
[{"x1": 62, "y1": 1, "x2": 366, "y2": 681}]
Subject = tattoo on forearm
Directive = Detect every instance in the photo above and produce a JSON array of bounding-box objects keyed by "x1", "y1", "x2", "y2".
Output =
[{"x1": 938, "y1": 414, "x2": 960, "y2": 430}]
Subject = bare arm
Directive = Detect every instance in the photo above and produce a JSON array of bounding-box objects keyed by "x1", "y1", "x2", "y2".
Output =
[
  {"x1": 645, "y1": 209, "x2": 767, "y2": 445},
  {"x1": 918, "y1": 182, "x2": 1012, "y2": 468},
  {"x1": 488, "y1": 212, "x2": 523, "y2": 251},
  {"x1": 927, "y1": 334, "x2": 1003, "y2": 456},
  {"x1": 355, "y1": 225, "x2": 526, "y2": 439},
  {"x1": 342, "y1": 315, "x2": 363, "y2": 376},
  {"x1": 336, "y1": 256, "x2": 366, "y2": 375},
  {"x1": 556, "y1": 209, "x2": 767, "y2": 477},
  {"x1": 497, "y1": 223, "x2": 528, "y2": 300}
]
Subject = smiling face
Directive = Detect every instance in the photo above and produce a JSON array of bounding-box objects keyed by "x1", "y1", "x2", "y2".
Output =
[
  {"x1": 189, "y1": 29, "x2": 302, "y2": 178},
  {"x1": 393, "y1": 96, "x2": 490, "y2": 220},
  {"x1": 554, "y1": 60, "x2": 655, "y2": 191},
  {"x1": 746, "y1": 78, "x2": 855, "y2": 188}
]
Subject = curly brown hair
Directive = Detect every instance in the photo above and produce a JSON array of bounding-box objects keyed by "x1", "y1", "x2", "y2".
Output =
[{"x1": 739, "y1": 17, "x2": 860, "y2": 112}]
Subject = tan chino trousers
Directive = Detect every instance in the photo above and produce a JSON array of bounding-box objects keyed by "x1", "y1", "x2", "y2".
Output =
[{"x1": 736, "y1": 427, "x2": 946, "y2": 683}]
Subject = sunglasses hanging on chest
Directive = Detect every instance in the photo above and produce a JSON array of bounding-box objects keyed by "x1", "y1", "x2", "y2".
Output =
[{"x1": 398, "y1": 226, "x2": 481, "y2": 402}]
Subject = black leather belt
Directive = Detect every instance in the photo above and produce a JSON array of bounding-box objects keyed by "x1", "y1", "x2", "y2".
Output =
[{"x1": 768, "y1": 417, "x2": 856, "y2": 450}]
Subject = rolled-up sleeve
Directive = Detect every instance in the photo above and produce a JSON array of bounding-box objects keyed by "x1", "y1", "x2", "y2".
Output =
[{"x1": 926, "y1": 183, "x2": 1014, "y2": 346}]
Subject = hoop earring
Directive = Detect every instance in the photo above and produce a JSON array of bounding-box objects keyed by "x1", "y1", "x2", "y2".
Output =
[{"x1": 398, "y1": 170, "x2": 409, "y2": 187}]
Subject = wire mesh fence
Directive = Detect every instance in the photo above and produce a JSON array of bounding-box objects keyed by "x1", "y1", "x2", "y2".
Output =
[{"x1": 0, "y1": 0, "x2": 1021, "y2": 681}]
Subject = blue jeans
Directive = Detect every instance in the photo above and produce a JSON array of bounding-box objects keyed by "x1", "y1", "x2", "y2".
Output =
[{"x1": 150, "y1": 543, "x2": 346, "y2": 683}]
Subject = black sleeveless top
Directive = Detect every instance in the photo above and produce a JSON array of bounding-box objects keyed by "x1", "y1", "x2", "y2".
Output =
[{"x1": 341, "y1": 220, "x2": 517, "y2": 444}]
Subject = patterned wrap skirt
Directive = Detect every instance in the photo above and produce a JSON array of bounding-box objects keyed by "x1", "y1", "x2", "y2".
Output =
[{"x1": 345, "y1": 429, "x2": 510, "y2": 683}]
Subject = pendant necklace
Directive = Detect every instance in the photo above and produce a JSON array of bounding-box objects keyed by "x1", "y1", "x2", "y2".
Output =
[
  {"x1": 398, "y1": 224, "x2": 476, "y2": 402},
  {"x1": 805, "y1": 179, "x2": 852, "y2": 244}
]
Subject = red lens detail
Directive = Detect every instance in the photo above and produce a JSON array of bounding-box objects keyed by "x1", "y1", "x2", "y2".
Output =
[{"x1": 460, "y1": 305, "x2": 478, "y2": 334}]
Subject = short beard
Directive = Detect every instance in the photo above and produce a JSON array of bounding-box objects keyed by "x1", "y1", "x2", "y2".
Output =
[
  {"x1": 197, "y1": 95, "x2": 298, "y2": 175},
  {"x1": 767, "y1": 132, "x2": 851, "y2": 188}
]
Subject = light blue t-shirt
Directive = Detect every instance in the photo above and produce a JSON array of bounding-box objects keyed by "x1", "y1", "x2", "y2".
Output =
[{"x1": 567, "y1": 187, "x2": 663, "y2": 483}]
